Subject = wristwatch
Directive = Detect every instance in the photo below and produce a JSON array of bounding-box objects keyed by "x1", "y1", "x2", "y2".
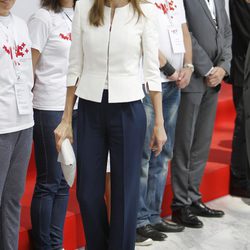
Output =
[{"x1": 183, "y1": 63, "x2": 194, "y2": 72}]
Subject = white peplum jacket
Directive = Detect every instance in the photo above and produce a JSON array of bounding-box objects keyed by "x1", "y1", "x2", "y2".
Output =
[{"x1": 67, "y1": 0, "x2": 161, "y2": 103}]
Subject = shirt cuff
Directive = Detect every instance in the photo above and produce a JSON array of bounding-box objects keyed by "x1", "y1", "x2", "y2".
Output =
[
  {"x1": 145, "y1": 81, "x2": 162, "y2": 93},
  {"x1": 67, "y1": 74, "x2": 79, "y2": 87},
  {"x1": 205, "y1": 67, "x2": 214, "y2": 77}
]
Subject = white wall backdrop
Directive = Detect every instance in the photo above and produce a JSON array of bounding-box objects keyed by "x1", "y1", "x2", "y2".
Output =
[
  {"x1": 12, "y1": 0, "x2": 230, "y2": 23},
  {"x1": 12, "y1": 0, "x2": 40, "y2": 22}
]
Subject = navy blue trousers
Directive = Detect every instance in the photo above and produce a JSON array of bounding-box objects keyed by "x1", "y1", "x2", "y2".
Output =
[{"x1": 77, "y1": 91, "x2": 146, "y2": 250}]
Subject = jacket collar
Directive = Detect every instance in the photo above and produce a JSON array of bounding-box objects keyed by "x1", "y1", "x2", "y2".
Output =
[{"x1": 198, "y1": 0, "x2": 217, "y2": 30}]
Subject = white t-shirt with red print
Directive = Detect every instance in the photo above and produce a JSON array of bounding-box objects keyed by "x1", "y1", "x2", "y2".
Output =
[
  {"x1": 153, "y1": 0, "x2": 186, "y2": 82},
  {"x1": 28, "y1": 8, "x2": 74, "y2": 111},
  {"x1": 0, "y1": 14, "x2": 34, "y2": 134}
]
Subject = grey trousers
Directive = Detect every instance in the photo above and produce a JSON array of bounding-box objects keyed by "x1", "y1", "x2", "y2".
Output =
[
  {"x1": 171, "y1": 88, "x2": 218, "y2": 208},
  {"x1": 0, "y1": 128, "x2": 33, "y2": 250}
]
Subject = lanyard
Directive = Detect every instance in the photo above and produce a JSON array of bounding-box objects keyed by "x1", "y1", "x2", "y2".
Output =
[
  {"x1": 0, "y1": 14, "x2": 22, "y2": 80},
  {"x1": 61, "y1": 11, "x2": 73, "y2": 33},
  {"x1": 64, "y1": 12, "x2": 72, "y2": 22}
]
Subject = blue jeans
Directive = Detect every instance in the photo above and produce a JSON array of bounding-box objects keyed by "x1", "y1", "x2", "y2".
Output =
[
  {"x1": 137, "y1": 82, "x2": 180, "y2": 228},
  {"x1": 31, "y1": 109, "x2": 77, "y2": 250}
]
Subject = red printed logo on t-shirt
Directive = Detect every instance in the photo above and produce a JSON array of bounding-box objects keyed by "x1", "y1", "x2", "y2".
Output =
[
  {"x1": 16, "y1": 43, "x2": 29, "y2": 58},
  {"x1": 2, "y1": 45, "x2": 13, "y2": 59},
  {"x1": 59, "y1": 33, "x2": 72, "y2": 41},
  {"x1": 155, "y1": 0, "x2": 177, "y2": 15},
  {"x1": 2, "y1": 42, "x2": 29, "y2": 65}
]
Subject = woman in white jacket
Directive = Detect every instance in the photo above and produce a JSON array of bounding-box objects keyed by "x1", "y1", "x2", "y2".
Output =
[
  {"x1": 0, "y1": 0, "x2": 34, "y2": 249},
  {"x1": 55, "y1": 0, "x2": 167, "y2": 249}
]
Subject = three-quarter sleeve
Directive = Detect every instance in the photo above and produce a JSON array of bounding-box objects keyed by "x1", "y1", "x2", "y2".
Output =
[
  {"x1": 142, "y1": 5, "x2": 162, "y2": 92},
  {"x1": 67, "y1": 1, "x2": 84, "y2": 87}
]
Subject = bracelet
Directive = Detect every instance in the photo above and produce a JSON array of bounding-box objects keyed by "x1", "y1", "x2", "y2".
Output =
[{"x1": 160, "y1": 62, "x2": 176, "y2": 77}]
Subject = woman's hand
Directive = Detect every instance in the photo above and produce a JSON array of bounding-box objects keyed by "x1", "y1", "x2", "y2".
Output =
[
  {"x1": 150, "y1": 123, "x2": 167, "y2": 157},
  {"x1": 54, "y1": 120, "x2": 73, "y2": 152},
  {"x1": 167, "y1": 70, "x2": 179, "y2": 82}
]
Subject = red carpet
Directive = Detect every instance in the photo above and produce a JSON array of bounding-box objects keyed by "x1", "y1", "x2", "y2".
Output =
[{"x1": 19, "y1": 83, "x2": 235, "y2": 250}]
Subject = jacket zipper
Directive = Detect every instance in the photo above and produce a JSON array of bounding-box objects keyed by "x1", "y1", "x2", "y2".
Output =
[{"x1": 106, "y1": 10, "x2": 115, "y2": 88}]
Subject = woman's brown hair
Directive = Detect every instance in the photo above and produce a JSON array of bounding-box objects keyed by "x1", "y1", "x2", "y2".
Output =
[
  {"x1": 41, "y1": 0, "x2": 77, "y2": 13},
  {"x1": 89, "y1": 0, "x2": 145, "y2": 27}
]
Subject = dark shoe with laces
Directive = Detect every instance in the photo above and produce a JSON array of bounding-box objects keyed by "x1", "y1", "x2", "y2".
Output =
[
  {"x1": 172, "y1": 206, "x2": 203, "y2": 228},
  {"x1": 152, "y1": 219, "x2": 185, "y2": 233},
  {"x1": 135, "y1": 233, "x2": 153, "y2": 246},
  {"x1": 136, "y1": 224, "x2": 167, "y2": 241},
  {"x1": 190, "y1": 200, "x2": 225, "y2": 218}
]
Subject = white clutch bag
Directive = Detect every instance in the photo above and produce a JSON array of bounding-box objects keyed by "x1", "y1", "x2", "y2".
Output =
[{"x1": 57, "y1": 139, "x2": 76, "y2": 187}]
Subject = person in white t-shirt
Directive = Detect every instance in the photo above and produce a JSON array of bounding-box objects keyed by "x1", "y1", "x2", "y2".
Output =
[
  {"x1": 0, "y1": 1, "x2": 34, "y2": 249},
  {"x1": 136, "y1": 0, "x2": 193, "y2": 245},
  {"x1": 28, "y1": 0, "x2": 77, "y2": 249}
]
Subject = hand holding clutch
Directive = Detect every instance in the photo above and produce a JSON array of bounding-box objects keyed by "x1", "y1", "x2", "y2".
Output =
[{"x1": 57, "y1": 139, "x2": 76, "y2": 187}]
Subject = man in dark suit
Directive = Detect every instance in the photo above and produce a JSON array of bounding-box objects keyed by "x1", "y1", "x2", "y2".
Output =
[
  {"x1": 229, "y1": 0, "x2": 250, "y2": 198},
  {"x1": 171, "y1": 0, "x2": 232, "y2": 228}
]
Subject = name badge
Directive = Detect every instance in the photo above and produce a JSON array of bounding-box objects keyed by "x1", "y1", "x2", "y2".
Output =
[
  {"x1": 14, "y1": 82, "x2": 32, "y2": 115},
  {"x1": 169, "y1": 26, "x2": 185, "y2": 54}
]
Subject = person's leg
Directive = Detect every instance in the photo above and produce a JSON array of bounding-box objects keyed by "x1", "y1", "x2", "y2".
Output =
[
  {"x1": 136, "y1": 90, "x2": 166, "y2": 244},
  {"x1": 171, "y1": 92, "x2": 203, "y2": 208},
  {"x1": 105, "y1": 153, "x2": 111, "y2": 221},
  {"x1": 148, "y1": 82, "x2": 180, "y2": 225},
  {"x1": 105, "y1": 172, "x2": 111, "y2": 221},
  {"x1": 186, "y1": 88, "x2": 224, "y2": 218},
  {"x1": 0, "y1": 132, "x2": 17, "y2": 250},
  {"x1": 0, "y1": 133, "x2": 12, "y2": 249},
  {"x1": 243, "y1": 45, "x2": 250, "y2": 192},
  {"x1": 50, "y1": 111, "x2": 77, "y2": 250},
  {"x1": 187, "y1": 88, "x2": 219, "y2": 203},
  {"x1": 0, "y1": 128, "x2": 32, "y2": 250},
  {"x1": 230, "y1": 85, "x2": 249, "y2": 194},
  {"x1": 108, "y1": 99, "x2": 146, "y2": 250},
  {"x1": 49, "y1": 177, "x2": 69, "y2": 250},
  {"x1": 245, "y1": 118, "x2": 250, "y2": 193},
  {"x1": 243, "y1": 79, "x2": 250, "y2": 193},
  {"x1": 31, "y1": 110, "x2": 69, "y2": 250},
  {"x1": 136, "y1": 93, "x2": 155, "y2": 229},
  {"x1": 171, "y1": 91, "x2": 205, "y2": 228},
  {"x1": 0, "y1": 135, "x2": 13, "y2": 206},
  {"x1": 76, "y1": 97, "x2": 109, "y2": 250}
]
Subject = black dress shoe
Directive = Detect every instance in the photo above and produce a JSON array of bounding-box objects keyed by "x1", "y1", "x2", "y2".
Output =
[
  {"x1": 136, "y1": 224, "x2": 167, "y2": 241},
  {"x1": 152, "y1": 219, "x2": 185, "y2": 233},
  {"x1": 190, "y1": 200, "x2": 225, "y2": 218},
  {"x1": 135, "y1": 233, "x2": 153, "y2": 246},
  {"x1": 172, "y1": 206, "x2": 203, "y2": 228}
]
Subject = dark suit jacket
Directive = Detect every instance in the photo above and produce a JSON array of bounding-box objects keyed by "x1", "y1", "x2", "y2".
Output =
[
  {"x1": 229, "y1": 0, "x2": 250, "y2": 86},
  {"x1": 182, "y1": 0, "x2": 232, "y2": 92}
]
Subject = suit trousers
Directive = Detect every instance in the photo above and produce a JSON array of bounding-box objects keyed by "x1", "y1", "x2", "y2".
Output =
[
  {"x1": 76, "y1": 91, "x2": 146, "y2": 250},
  {"x1": 171, "y1": 87, "x2": 218, "y2": 208},
  {"x1": 230, "y1": 86, "x2": 250, "y2": 190},
  {"x1": 0, "y1": 128, "x2": 33, "y2": 250}
]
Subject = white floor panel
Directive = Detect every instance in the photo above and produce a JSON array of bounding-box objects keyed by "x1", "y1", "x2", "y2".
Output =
[{"x1": 78, "y1": 195, "x2": 250, "y2": 250}]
